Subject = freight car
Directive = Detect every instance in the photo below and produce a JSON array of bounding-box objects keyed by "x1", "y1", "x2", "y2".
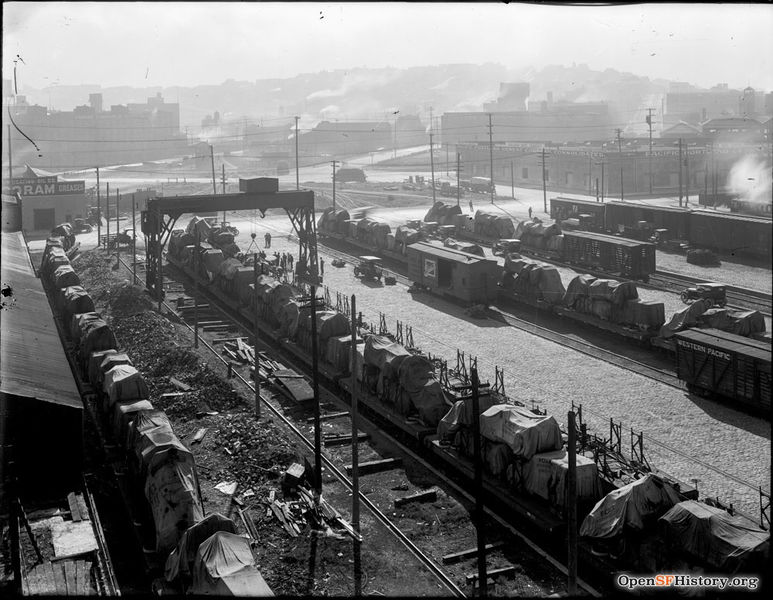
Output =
[
  {"x1": 673, "y1": 328, "x2": 771, "y2": 414},
  {"x1": 605, "y1": 201, "x2": 691, "y2": 241},
  {"x1": 688, "y1": 210, "x2": 773, "y2": 262},
  {"x1": 549, "y1": 197, "x2": 607, "y2": 232},
  {"x1": 561, "y1": 230, "x2": 656, "y2": 281},
  {"x1": 406, "y1": 242, "x2": 501, "y2": 304}
]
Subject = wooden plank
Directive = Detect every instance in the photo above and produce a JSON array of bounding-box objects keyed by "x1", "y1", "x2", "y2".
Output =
[
  {"x1": 345, "y1": 457, "x2": 402, "y2": 476},
  {"x1": 465, "y1": 565, "x2": 516, "y2": 585},
  {"x1": 394, "y1": 488, "x2": 437, "y2": 508},
  {"x1": 202, "y1": 324, "x2": 236, "y2": 331},
  {"x1": 160, "y1": 391, "x2": 189, "y2": 398},
  {"x1": 442, "y1": 542, "x2": 505, "y2": 565},
  {"x1": 75, "y1": 495, "x2": 90, "y2": 522},
  {"x1": 191, "y1": 428, "x2": 208, "y2": 444},
  {"x1": 74, "y1": 560, "x2": 85, "y2": 596},
  {"x1": 64, "y1": 561, "x2": 77, "y2": 594},
  {"x1": 52, "y1": 562, "x2": 67, "y2": 594},
  {"x1": 67, "y1": 492, "x2": 82, "y2": 522},
  {"x1": 169, "y1": 377, "x2": 191, "y2": 391},
  {"x1": 306, "y1": 411, "x2": 349, "y2": 423},
  {"x1": 212, "y1": 337, "x2": 248, "y2": 344},
  {"x1": 324, "y1": 432, "x2": 369, "y2": 447}
]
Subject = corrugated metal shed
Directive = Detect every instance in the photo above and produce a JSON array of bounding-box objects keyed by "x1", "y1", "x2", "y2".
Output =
[{"x1": 1, "y1": 231, "x2": 82, "y2": 409}]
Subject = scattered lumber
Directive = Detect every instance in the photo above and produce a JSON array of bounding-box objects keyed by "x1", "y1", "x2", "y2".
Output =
[
  {"x1": 345, "y1": 457, "x2": 402, "y2": 476},
  {"x1": 169, "y1": 377, "x2": 191, "y2": 392},
  {"x1": 394, "y1": 488, "x2": 437, "y2": 508},
  {"x1": 324, "y1": 432, "x2": 369, "y2": 447},
  {"x1": 191, "y1": 428, "x2": 208, "y2": 444},
  {"x1": 465, "y1": 566, "x2": 516, "y2": 585},
  {"x1": 442, "y1": 542, "x2": 504, "y2": 565},
  {"x1": 306, "y1": 411, "x2": 349, "y2": 423}
]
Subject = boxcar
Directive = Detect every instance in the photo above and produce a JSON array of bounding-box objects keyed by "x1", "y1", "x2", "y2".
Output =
[
  {"x1": 550, "y1": 197, "x2": 607, "y2": 231},
  {"x1": 561, "y1": 230, "x2": 656, "y2": 280},
  {"x1": 688, "y1": 210, "x2": 772, "y2": 262},
  {"x1": 605, "y1": 202, "x2": 691, "y2": 240},
  {"x1": 673, "y1": 328, "x2": 771, "y2": 414},
  {"x1": 406, "y1": 241, "x2": 501, "y2": 304}
]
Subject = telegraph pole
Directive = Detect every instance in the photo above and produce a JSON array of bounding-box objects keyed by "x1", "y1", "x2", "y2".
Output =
[
  {"x1": 600, "y1": 161, "x2": 605, "y2": 202},
  {"x1": 456, "y1": 152, "x2": 462, "y2": 208},
  {"x1": 510, "y1": 161, "x2": 515, "y2": 199},
  {"x1": 588, "y1": 154, "x2": 593, "y2": 196},
  {"x1": 616, "y1": 128, "x2": 624, "y2": 201},
  {"x1": 488, "y1": 113, "x2": 494, "y2": 204},
  {"x1": 132, "y1": 194, "x2": 137, "y2": 284},
  {"x1": 221, "y1": 164, "x2": 227, "y2": 224},
  {"x1": 6, "y1": 126, "x2": 11, "y2": 193},
  {"x1": 429, "y1": 131, "x2": 436, "y2": 204},
  {"x1": 685, "y1": 145, "x2": 690, "y2": 205},
  {"x1": 646, "y1": 108, "x2": 655, "y2": 195},
  {"x1": 568, "y1": 411, "x2": 578, "y2": 595},
  {"x1": 106, "y1": 182, "x2": 110, "y2": 249},
  {"x1": 541, "y1": 148, "x2": 548, "y2": 213},
  {"x1": 116, "y1": 190, "x2": 120, "y2": 261},
  {"x1": 471, "y1": 367, "x2": 487, "y2": 597},
  {"x1": 194, "y1": 231, "x2": 200, "y2": 349},
  {"x1": 310, "y1": 286, "x2": 322, "y2": 504},
  {"x1": 294, "y1": 116, "x2": 300, "y2": 190},
  {"x1": 678, "y1": 138, "x2": 683, "y2": 207},
  {"x1": 253, "y1": 254, "x2": 261, "y2": 419},
  {"x1": 331, "y1": 160, "x2": 340, "y2": 211},
  {"x1": 96, "y1": 167, "x2": 101, "y2": 243},
  {"x1": 350, "y1": 295, "x2": 360, "y2": 532}
]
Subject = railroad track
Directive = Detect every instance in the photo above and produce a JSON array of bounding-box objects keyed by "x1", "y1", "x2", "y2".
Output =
[{"x1": 128, "y1": 256, "x2": 601, "y2": 597}]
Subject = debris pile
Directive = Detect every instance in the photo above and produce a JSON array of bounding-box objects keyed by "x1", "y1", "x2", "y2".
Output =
[{"x1": 106, "y1": 283, "x2": 153, "y2": 316}]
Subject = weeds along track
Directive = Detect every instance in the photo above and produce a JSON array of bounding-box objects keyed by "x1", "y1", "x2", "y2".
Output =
[{"x1": 121, "y1": 255, "x2": 598, "y2": 597}]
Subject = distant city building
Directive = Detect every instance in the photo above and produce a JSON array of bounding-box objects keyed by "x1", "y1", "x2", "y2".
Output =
[
  {"x1": 661, "y1": 121, "x2": 704, "y2": 140},
  {"x1": 664, "y1": 83, "x2": 744, "y2": 126},
  {"x1": 6, "y1": 93, "x2": 189, "y2": 171},
  {"x1": 394, "y1": 114, "x2": 426, "y2": 148},
  {"x1": 483, "y1": 82, "x2": 530, "y2": 112},
  {"x1": 701, "y1": 117, "x2": 767, "y2": 144},
  {"x1": 298, "y1": 120, "x2": 392, "y2": 156}
]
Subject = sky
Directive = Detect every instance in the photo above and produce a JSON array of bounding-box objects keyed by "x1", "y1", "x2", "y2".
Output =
[{"x1": 3, "y1": 2, "x2": 773, "y2": 92}]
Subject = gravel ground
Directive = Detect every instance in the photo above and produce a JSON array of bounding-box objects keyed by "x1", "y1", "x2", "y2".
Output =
[{"x1": 217, "y1": 211, "x2": 770, "y2": 523}]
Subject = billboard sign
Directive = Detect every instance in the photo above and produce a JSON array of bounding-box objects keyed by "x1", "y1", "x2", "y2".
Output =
[{"x1": 5, "y1": 178, "x2": 86, "y2": 196}]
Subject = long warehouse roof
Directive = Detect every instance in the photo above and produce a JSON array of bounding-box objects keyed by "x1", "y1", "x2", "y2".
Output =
[{"x1": 1, "y1": 232, "x2": 82, "y2": 409}]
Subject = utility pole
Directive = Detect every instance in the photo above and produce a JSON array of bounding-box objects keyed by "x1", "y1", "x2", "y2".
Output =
[
  {"x1": 106, "y1": 182, "x2": 110, "y2": 249},
  {"x1": 393, "y1": 114, "x2": 398, "y2": 159},
  {"x1": 471, "y1": 366, "x2": 487, "y2": 597},
  {"x1": 310, "y1": 286, "x2": 322, "y2": 505},
  {"x1": 132, "y1": 194, "x2": 136, "y2": 284},
  {"x1": 221, "y1": 164, "x2": 227, "y2": 225},
  {"x1": 588, "y1": 154, "x2": 593, "y2": 196},
  {"x1": 446, "y1": 144, "x2": 450, "y2": 175},
  {"x1": 488, "y1": 113, "x2": 494, "y2": 204},
  {"x1": 600, "y1": 161, "x2": 605, "y2": 202},
  {"x1": 646, "y1": 108, "x2": 655, "y2": 195},
  {"x1": 209, "y1": 144, "x2": 218, "y2": 216},
  {"x1": 568, "y1": 411, "x2": 578, "y2": 595},
  {"x1": 6, "y1": 126, "x2": 11, "y2": 194},
  {"x1": 96, "y1": 167, "x2": 101, "y2": 244},
  {"x1": 678, "y1": 138, "x2": 683, "y2": 207},
  {"x1": 511, "y1": 161, "x2": 515, "y2": 199},
  {"x1": 616, "y1": 128, "x2": 624, "y2": 201},
  {"x1": 684, "y1": 145, "x2": 690, "y2": 205},
  {"x1": 541, "y1": 148, "x2": 548, "y2": 213},
  {"x1": 456, "y1": 152, "x2": 462, "y2": 208},
  {"x1": 429, "y1": 131, "x2": 436, "y2": 204},
  {"x1": 116, "y1": 189, "x2": 120, "y2": 242},
  {"x1": 253, "y1": 254, "x2": 261, "y2": 419},
  {"x1": 331, "y1": 160, "x2": 340, "y2": 211},
  {"x1": 350, "y1": 295, "x2": 360, "y2": 533},
  {"x1": 194, "y1": 231, "x2": 200, "y2": 349},
  {"x1": 294, "y1": 116, "x2": 300, "y2": 190}
]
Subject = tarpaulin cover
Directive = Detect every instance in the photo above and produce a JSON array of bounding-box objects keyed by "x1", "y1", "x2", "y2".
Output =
[
  {"x1": 179, "y1": 245, "x2": 196, "y2": 265},
  {"x1": 218, "y1": 258, "x2": 244, "y2": 280},
  {"x1": 59, "y1": 285, "x2": 94, "y2": 318},
  {"x1": 209, "y1": 229, "x2": 235, "y2": 247},
  {"x1": 103, "y1": 364, "x2": 149, "y2": 409},
  {"x1": 587, "y1": 280, "x2": 617, "y2": 302},
  {"x1": 96, "y1": 352, "x2": 132, "y2": 387},
  {"x1": 611, "y1": 299, "x2": 666, "y2": 329},
  {"x1": 187, "y1": 216, "x2": 213, "y2": 239},
  {"x1": 52, "y1": 223, "x2": 74, "y2": 237},
  {"x1": 165, "y1": 513, "x2": 238, "y2": 582},
  {"x1": 169, "y1": 230, "x2": 194, "y2": 258},
  {"x1": 318, "y1": 312, "x2": 349, "y2": 341},
  {"x1": 325, "y1": 334, "x2": 362, "y2": 373},
  {"x1": 522, "y1": 449, "x2": 602, "y2": 507},
  {"x1": 395, "y1": 226, "x2": 420, "y2": 244},
  {"x1": 255, "y1": 277, "x2": 279, "y2": 303},
  {"x1": 659, "y1": 500, "x2": 769, "y2": 569},
  {"x1": 363, "y1": 335, "x2": 411, "y2": 374},
  {"x1": 720, "y1": 310, "x2": 766, "y2": 337},
  {"x1": 53, "y1": 264, "x2": 81, "y2": 289},
  {"x1": 45, "y1": 237, "x2": 64, "y2": 251},
  {"x1": 268, "y1": 283, "x2": 294, "y2": 308},
  {"x1": 412, "y1": 379, "x2": 453, "y2": 427},
  {"x1": 485, "y1": 442, "x2": 513, "y2": 476},
  {"x1": 202, "y1": 249, "x2": 225, "y2": 277},
  {"x1": 87, "y1": 349, "x2": 118, "y2": 386},
  {"x1": 112, "y1": 399, "x2": 154, "y2": 443},
  {"x1": 479, "y1": 405, "x2": 562, "y2": 460},
  {"x1": 276, "y1": 299, "x2": 300, "y2": 339},
  {"x1": 659, "y1": 299, "x2": 712, "y2": 338},
  {"x1": 190, "y1": 531, "x2": 273, "y2": 596},
  {"x1": 537, "y1": 266, "x2": 566, "y2": 304},
  {"x1": 504, "y1": 255, "x2": 534, "y2": 275},
  {"x1": 436, "y1": 394, "x2": 498, "y2": 441},
  {"x1": 80, "y1": 319, "x2": 118, "y2": 360},
  {"x1": 610, "y1": 281, "x2": 638, "y2": 305},
  {"x1": 42, "y1": 251, "x2": 70, "y2": 280},
  {"x1": 126, "y1": 410, "x2": 171, "y2": 463},
  {"x1": 71, "y1": 311, "x2": 101, "y2": 343},
  {"x1": 144, "y1": 445, "x2": 204, "y2": 555},
  {"x1": 579, "y1": 474, "x2": 681, "y2": 539}
]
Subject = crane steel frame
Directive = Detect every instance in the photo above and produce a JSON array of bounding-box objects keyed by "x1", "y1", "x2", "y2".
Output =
[{"x1": 140, "y1": 188, "x2": 319, "y2": 298}]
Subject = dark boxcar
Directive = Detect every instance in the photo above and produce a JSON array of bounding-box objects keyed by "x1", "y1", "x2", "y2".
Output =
[
  {"x1": 605, "y1": 201, "x2": 691, "y2": 240},
  {"x1": 674, "y1": 328, "x2": 771, "y2": 414},
  {"x1": 688, "y1": 210, "x2": 772, "y2": 262},
  {"x1": 550, "y1": 197, "x2": 606, "y2": 231},
  {"x1": 406, "y1": 241, "x2": 501, "y2": 304},
  {"x1": 561, "y1": 230, "x2": 656, "y2": 280}
]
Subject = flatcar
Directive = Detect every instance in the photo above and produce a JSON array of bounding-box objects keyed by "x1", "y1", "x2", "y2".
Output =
[
  {"x1": 561, "y1": 230, "x2": 656, "y2": 280},
  {"x1": 549, "y1": 197, "x2": 607, "y2": 231},
  {"x1": 673, "y1": 328, "x2": 771, "y2": 414},
  {"x1": 406, "y1": 242, "x2": 501, "y2": 304}
]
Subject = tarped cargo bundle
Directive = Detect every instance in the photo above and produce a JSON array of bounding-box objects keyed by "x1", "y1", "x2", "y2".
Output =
[
  {"x1": 201, "y1": 249, "x2": 225, "y2": 279},
  {"x1": 697, "y1": 307, "x2": 730, "y2": 330},
  {"x1": 454, "y1": 214, "x2": 474, "y2": 232},
  {"x1": 522, "y1": 449, "x2": 601, "y2": 508},
  {"x1": 579, "y1": 474, "x2": 681, "y2": 539},
  {"x1": 397, "y1": 354, "x2": 434, "y2": 396},
  {"x1": 275, "y1": 299, "x2": 300, "y2": 339},
  {"x1": 97, "y1": 353, "x2": 133, "y2": 389},
  {"x1": 659, "y1": 500, "x2": 769, "y2": 569},
  {"x1": 537, "y1": 266, "x2": 566, "y2": 304},
  {"x1": 220, "y1": 243, "x2": 241, "y2": 259},
  {"x1": 659, "y1": 299, "x2": 712, "y2": 339},
  {"x1": 610, "y1": 281, "x2": 638, "y2": 305},
  {"x1": 545, "y1": 234, "x2": 565, "y2": 252},
  {"x1": 190, "y1": 531, "x2": 273, "y2": 596},
  {"x1": 485, "y1": 442, "x2": 513, "y2": 477},
  {"x1": 59, "y1": 285, "x2": 94, "y2": 319},
  {"x1": 209, "y1": 229, "x2": 235, "y2": 247},
  {"x1": 71, "y1": 312, "x2": 102, "y2": 345},
  {"x1": 399, "y1": 371, "x2": 451, "y2": 428},
  {"x1": 144, "y1": 443, "x2": 204, "y2": 555},
  {"x1": 268, "y1": 283, "x2": 294, "y2": 310},
  {"x1": 364, "y1": 335, "x2": 411, "y2": 376},
  {"x1": 395, "y1": 226, "x2": 420, "y2": 244},
  {"x1": 587, "y1": 279, "x2": 617, "y2": 302},
  {"x1": 166, "y1": 514, "x2": 238, "y2": 583},
  {"x1": 53, "y1": 264, "x2": 81, "y2": 289},
  {"x1": 316, "y1": 207, "x2": 334, "y2": 230},
  {"x1": 503, "y1": 254, "x2": 529, "y2": 275},
  {"x1": 479, "y1": 405, "x2": 562, "y2": 460},
  {"x1": 52, "y1": 222, "x2": 74, "y2": 237},
  {"x1": 234, "y1": 268, "x2": 255, "y2": 306},
  {"x1": 103, "y1": 364, "x2": 149, "y2": 410},
  {"x1": 126, "y1": 410, "x2": 171, "y2": 465},
  {"x1": 436, "y1": 394, "x2": 498, "y2": 441},
  {"x1": 179, "y1": 245, "x2": 197, "y2": 266},
  {"x1": 255, "y1": 277, "x2": 279, "y2": 305},
  {"x1": 347, "y1": 220, "x2": 360, "y2": 238},
  {"x1": 217, "y1": 258, "x2": 243, "y2": 280},
  {"x1": 112, "y1": 399, "x2": 155, "y2": 443},
  {"x1": 720, "y1": 310, "x2": 766, "y2": 337},
  {"x1": 444, "y1": 238, "x2": 485, "y2": 257},
  {"x1": 590, "y1": 298, "x2": 612, "y2": 321},
  {"x1": 169, "y1": 230, "x2": 194, "y2": 258},
  {"x1": 352, "y1": 342, "x2": 367, "y2": 382},
  {"x1": 611, "y1": 299, "x2": 666, "y2": 329},
  {"x1": 87, "y1": 349, "x2": 119, "y2": 386},
  {"x1": 318, "y1": 312, "x2": 349, "y2": 341},
  {"x1": 80, "y1": 319, "x2": 118, "y2": 363},
  {"x1": 44, "y1": 236, "x2": 65, "y2": 252},
  {"x1": 424, "y1": 201, "x2": 447, "y2": 223},
  {"x1": 325, "y1": 334, "x2": 362, "y2": 373},
  {"x1": 42, "y1": 248, "x2": 70, "y2": 279},
  {"x1": 187, "y1": 216, "x2": 213, "y2": 239}
]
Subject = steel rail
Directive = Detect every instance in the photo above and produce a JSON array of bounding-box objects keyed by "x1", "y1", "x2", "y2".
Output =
[{"x1": 118, "y1": 255, "x2": 467, "y2": 598}]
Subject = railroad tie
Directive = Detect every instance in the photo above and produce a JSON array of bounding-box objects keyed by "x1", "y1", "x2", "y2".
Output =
[{"x1": 345, "y1": 457, "x2": 401, "y2": 476}]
